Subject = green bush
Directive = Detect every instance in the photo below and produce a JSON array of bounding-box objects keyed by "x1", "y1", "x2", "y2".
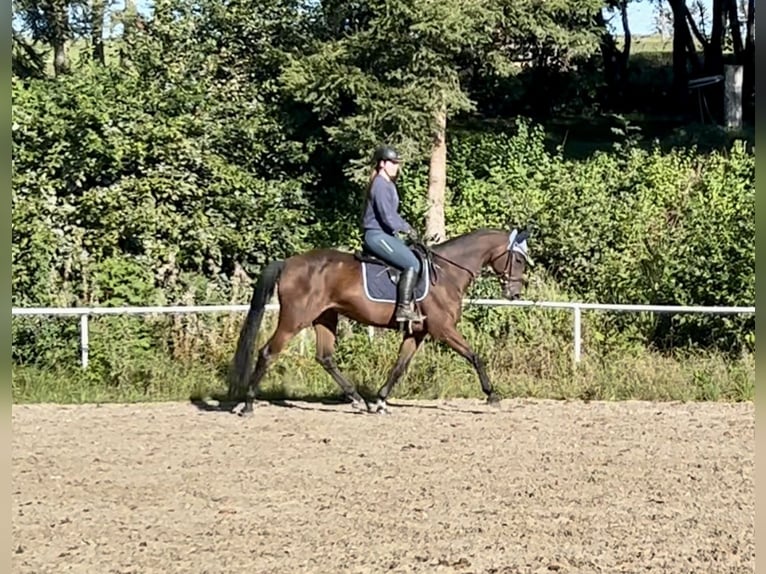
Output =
[{"x1": 444, "y1": 118, "x2": 754, "y2": 353}]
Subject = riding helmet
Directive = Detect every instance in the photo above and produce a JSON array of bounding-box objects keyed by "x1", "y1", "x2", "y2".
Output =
[{"x1": 372, "y1": 145, "x2": 402, "y2": 164}]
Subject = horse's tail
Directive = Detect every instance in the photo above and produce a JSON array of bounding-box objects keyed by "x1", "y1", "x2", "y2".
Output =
[{"x1": 228, "y1": 260, "x2": 285, "y2": 399}]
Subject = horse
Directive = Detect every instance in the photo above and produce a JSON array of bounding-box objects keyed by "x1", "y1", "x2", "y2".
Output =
[{"x1": 228, "y1": 226, "x2": 533, "y2": 416}]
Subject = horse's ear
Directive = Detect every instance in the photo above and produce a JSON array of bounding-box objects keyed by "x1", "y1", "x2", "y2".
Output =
[
  {"x1": 514, "y1": 228, "x2": 529, "y2": 244},
  {"x1": 511, "y1": 228, "x2": 535, "y2": 266}
]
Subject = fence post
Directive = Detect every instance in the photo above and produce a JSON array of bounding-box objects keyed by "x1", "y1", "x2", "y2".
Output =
[
  {"x1": 80, "y1": 314, "x2": 90, "y2": 369},
  {"x1": 572, "y1": 305, "x2": 582, "y2": 366}
]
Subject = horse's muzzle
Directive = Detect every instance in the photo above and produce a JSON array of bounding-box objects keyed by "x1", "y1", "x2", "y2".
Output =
[{"x1": 503, "y1": 289, "x2": 521, "y2": 301}]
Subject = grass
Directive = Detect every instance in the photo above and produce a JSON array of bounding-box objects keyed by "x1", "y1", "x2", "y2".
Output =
[{"x1": 12, "y1": 272, "x2": 754, "y2": 406}]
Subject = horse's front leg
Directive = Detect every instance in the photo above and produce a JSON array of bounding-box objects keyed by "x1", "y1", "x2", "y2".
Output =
[{"x1": 435, "y1": 326, "x2": 501, "y2": 405}]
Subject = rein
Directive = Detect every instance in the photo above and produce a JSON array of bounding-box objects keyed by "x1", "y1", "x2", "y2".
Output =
[
  {"x1": 407, "y1": 238, "x2": 477, "y2": 283},
  {"x1": 414, "y1": 241, "x2": 507, "y2": 291},
  {"x1": 428, "y1": 243, "x2": 511, "y2": 281},
  {"x1": 430, "y1": 250, "x2": 479, "y2": 281},
  {"x1": 409, "y1": 232, "x2": 520, "y2": 299}
]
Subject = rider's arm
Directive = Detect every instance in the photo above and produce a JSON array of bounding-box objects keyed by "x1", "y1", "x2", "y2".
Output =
[{"x1": 371, "y1": 178, "x2": 413, "y2": 236}]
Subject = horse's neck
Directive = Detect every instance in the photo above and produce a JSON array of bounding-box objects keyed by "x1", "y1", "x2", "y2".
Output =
[{"x1": 433, "y1": 234, "x2": 503, "y2": 292}]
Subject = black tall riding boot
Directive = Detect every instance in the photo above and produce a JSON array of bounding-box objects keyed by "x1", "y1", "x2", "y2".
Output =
[{"x1": 395, "y1": 268, "x2": 426, "y2": 323}]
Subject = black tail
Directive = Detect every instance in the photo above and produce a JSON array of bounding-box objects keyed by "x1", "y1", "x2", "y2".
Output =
[{"x1": 228, "y1": 260, "x2": 285, "y2": 399}]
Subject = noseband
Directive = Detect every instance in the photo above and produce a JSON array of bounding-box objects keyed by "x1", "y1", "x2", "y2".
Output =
[{"x1": 489, "y1": 248, "x2": 514, "y2": 287}]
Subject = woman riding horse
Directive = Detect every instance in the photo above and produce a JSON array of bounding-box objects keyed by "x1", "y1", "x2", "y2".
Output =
[{"x1": 360, "y1": 145, "x2": 426, "y2": 324}]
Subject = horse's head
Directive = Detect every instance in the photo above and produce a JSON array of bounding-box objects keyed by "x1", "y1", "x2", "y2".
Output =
[
  {"x1": 488, "y1": 228, "x2": 534, "y2": 300},
  {"x1": 427, "y1": 227, "x2": 533, "y2": 300}
]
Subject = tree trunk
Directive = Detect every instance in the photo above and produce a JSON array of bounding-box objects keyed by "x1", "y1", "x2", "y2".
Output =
[
  {"x1": 669, "y1": 1, "x2": 706, "y2": 117},
  {"x1": 705, "y1": 0, "x2": 724, "y2": 74},
  {"x1": 669, "y1": 0, "x2": 691, "y2": 110},
  {"x1": 684, "y1": 6, "x2": 708, "y2": 48},
  {"x1": 426, "y1": 108, "x2": 447, "y2": 243},
  {"x1": 50, "y1": 0, "x2": 70, "y2": 76},
  {"x1": 92, "y1": 0, "x2": 105, "y2": 65},
  {"x1": 53, "y1": 43, "x2": 69, "y2": 76},
  {"x1": 743, "y1": 0, "x2": 754, "y2": 120},
  {"x1": 727, "y1": 0, "x2": 744, "y2": 57},
  {"x1": 594, "y1": 11, "x2": 619, "y2": 106},
  {"x1": 595, "y1": 3, "x2": 631, "y2": 108},
  {"x1": 724, "y1": 64, "x2": 743, "y2": 129},
  {"x1": 120, "y1": 0, "x2": 137, "y2": 67},
  {"x1": 618, "y1": 0, "x2": 631, "y2": 78},
  {"x1": 703, "y1": 0, "x2": 725, "y2": 122},
  {"x1": 744, "y1": 0, "x2": 754, "y2": 50}
]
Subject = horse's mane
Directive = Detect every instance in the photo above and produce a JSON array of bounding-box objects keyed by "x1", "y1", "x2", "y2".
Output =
[{"x1": 430, "y1": 228, "x2": 505, "y2": 252}]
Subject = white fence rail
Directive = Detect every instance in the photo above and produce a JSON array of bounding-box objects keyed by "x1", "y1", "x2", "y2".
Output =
[{"x1": 11, "y1": 300, "x2": 755, "y2": 369}]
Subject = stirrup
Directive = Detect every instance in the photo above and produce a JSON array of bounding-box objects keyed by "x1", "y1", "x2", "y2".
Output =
[{"x1": 395, "y1": 305, "x2": 426, "y2": 323}]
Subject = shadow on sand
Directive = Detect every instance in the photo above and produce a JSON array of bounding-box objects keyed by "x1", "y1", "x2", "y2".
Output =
[
  {"x1": 189, "y1": 389, "x2": 357, "y2": 415},
  {"x1": 189, "y1": 389, "x2": 495, "y2": 416}
]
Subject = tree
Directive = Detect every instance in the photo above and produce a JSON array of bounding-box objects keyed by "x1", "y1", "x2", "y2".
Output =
[
  {"x1": 13, "y1": 0, "x2": 73, "y2": 76},
  {"x1": 282, "y1": 0, "x2": 497, "y2": 240},
  {"x1": 12, "y1": 29, "x2": 47, "y2": 78},
  {"x1": 283, "y1": 0, "x2": 603, "y2": 241},
  {"x1": 596, "y1": 0, "x2": 634, "y2": 107}
]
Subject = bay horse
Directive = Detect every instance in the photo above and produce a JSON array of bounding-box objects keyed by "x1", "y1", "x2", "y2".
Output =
[{"x1": 228, "y1": 227, "x2": 533, "y2": 416}]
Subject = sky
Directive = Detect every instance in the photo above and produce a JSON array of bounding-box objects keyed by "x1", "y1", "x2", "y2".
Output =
[{"x1": 605, "y1": 1, "x2": 660, "y2": 36}]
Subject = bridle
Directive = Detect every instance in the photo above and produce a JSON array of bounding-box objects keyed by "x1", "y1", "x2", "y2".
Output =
[
  {"x1": 428, "y1": 239, "x2": 517, "y2": 288},
  {"x1": 489, "y1": 248, "x2": 515, "y2": 291},
  {"x1": 427, "y1": 229, "x2": 532, "y2": 295},
  {"x1": 430, "y1": 250, "x2": 479, "y2": 281}
]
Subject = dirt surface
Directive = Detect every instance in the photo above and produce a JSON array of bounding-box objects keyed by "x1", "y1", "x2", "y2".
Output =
[{"x1": 12, "y1": 398, "x2": 754, "y2": 574}]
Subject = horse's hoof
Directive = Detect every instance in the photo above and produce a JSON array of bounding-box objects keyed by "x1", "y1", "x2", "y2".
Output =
[
  {"x1": 351, "y1": 399, "x2": 369, "y2": 413},
  {"x1": 374, "y1": 399, "x2": 392, "y2": 415},
  {"x1": 487, "y1": 393, "x2": 502, "y2": 407},
  {"x1": 232, "y1": 402, "x2": 254, "y2": 417}
]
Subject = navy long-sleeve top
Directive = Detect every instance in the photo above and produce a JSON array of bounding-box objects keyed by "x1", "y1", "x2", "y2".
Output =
[{"x1": 361, "y1": 175, "x2": 413, "y2": 235}]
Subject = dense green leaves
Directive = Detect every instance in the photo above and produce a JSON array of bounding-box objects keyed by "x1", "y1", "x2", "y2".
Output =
[
  {"x1": 12, "y1": 42, "x2": 310, "y2": 306},
  {"x1": 444, "y1": 120, "x2": 754, "y2": 350},
  {"x1": 283, "y1": 0, "x2": 604, "y2": 179}
]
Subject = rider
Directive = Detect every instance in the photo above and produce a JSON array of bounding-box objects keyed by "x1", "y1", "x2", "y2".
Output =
[{"x1": 361, "y1": 144, "x2": 426, "y2": 324}]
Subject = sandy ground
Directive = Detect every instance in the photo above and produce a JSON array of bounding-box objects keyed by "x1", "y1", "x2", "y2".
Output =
[{"x1": 12, "y1": 398, "x2": 754, "y2": 574}]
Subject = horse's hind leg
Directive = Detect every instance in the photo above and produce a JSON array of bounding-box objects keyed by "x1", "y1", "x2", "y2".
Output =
[
  {"x1": 314, "y1": 311, "x2": 369, "y2": 412},
  {"x1": 373, "y1": 332, "x2": 425, "y2": 414},
  {"x1": 235, "y1": 312, "x2": 302, "y2": 416}
]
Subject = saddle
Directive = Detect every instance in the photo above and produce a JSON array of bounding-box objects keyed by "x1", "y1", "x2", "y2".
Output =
[{"x1": 354, "y1": 240, "x2": 438, "y2": 285}]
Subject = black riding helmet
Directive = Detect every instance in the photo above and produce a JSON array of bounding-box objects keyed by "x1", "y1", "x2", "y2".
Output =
[{"x1": 372, "y1": 145, "x2": 402, "y2": 164}]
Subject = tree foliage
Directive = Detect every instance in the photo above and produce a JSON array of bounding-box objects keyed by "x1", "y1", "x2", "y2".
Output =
[{"x1": 282, "y1": 0, "x2": 604, "y2": 177}]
